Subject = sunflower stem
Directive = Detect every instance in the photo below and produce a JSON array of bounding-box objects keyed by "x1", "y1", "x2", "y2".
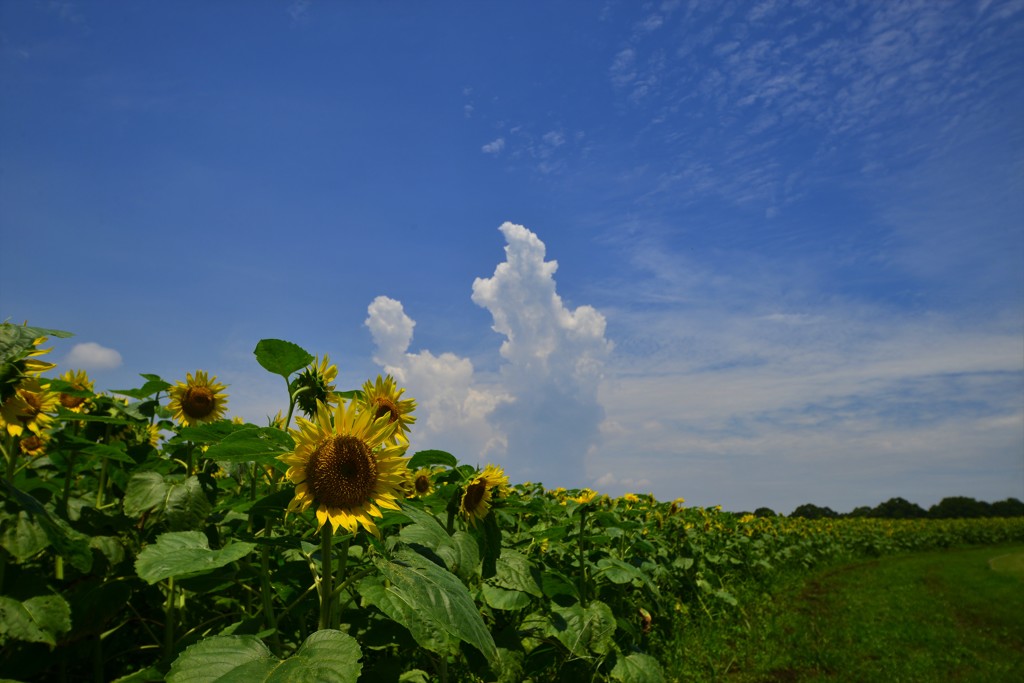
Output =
[
  {"x1": 3, "y1": 434, "x2": 16, "y2": 482},
  {"x1": 259, "y1": 518, "x2": 282, "y2": 655},
  {"x1": 578, "y1": 505, "x2": 589, "y2": 608},
  {"x1": 185, "y1": 441, "x2": 194, "y2": 477},
  {"x1": 95, "y1": 456, "x2": 109, "y2": 508},
  {"x1": 318, "y1": 524, "x2": 334, "y2": 630},
  {"x1": 163, "y1": 577, "x2": 176, "y2": 660}
]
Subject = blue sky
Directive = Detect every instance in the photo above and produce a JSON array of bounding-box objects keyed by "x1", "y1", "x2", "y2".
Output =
[{"x1": 2, "y1": 0, "x2": 1022, "y2": 514}]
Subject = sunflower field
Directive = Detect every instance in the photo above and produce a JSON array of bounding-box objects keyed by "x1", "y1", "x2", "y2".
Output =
[{"x1": 2, "y1": 322, "x2": 1023, "y2": 682}]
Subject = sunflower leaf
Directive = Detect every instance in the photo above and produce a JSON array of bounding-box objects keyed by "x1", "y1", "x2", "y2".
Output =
[
  {"x1": 204, "y1": 427, "x2": 293, "y2": 463},
  {"x1": 253, "y1": 339, "x2": 314, "y2": 379},
  {"x1": 408, "y1": 450, "x2": 458, "y2": 470},
  {"x1": 610, "y1": 652, "x2": 666, "y2": 683},
  {"x1": 135, "y1": 531, "x2": 254, "y2": 584},
  {"x1": 166, "y1": 630, "x2": 362, "y2": 683},
  {"x1": 0, "y1": 594, "x2": 72, "y2": 647},
  {"x1": 372, "y1": 548, "x2": 498, "y2": 665}
]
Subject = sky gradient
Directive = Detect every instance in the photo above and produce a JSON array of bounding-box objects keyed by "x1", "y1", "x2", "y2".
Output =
[{"x1": 2, "y1": 0, "x2": 1022, "y2": 514}]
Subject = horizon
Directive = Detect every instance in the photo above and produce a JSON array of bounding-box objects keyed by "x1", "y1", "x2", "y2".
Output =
[{"x1": 2, "y1": 1, "x2": 1022, "y2": 515}]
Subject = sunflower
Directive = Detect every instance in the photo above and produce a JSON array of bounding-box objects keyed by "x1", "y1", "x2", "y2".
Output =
[
  {"x1": 167, "y1": 370, "x2": 228, "y2": 426},
  {"x1": 0, "y1": 377, "x2": 59, "y2": 437},
  {"x1": 279, "y1": 399, "x2": 409, "y2": 537},
  {"x1": 459, "y1": 464, "x2": 509, "y2": 525},
  {"x1": 57, "y1": 369, "x2": 94, "y2": 413},
  {"x1": 1, "y1": 334, "x2": 55, "y2": 403},
  {"x1": 359, "y1": 375, "x2": 416, "y2": 443},
  {"x1": 571, "y1": 488, "x2": 598, "y2": 505},
  {"x1": 410, "y1": 467, "x2": 436, "y2": 497},
  {"x1": 290, "y1": 355, "x2": 338, "y2": 418},
  {"x1": 18, "y1": 432, "x2": 49, "y2": 457}
]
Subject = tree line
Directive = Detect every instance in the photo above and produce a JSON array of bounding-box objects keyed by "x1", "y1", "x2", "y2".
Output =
[{"x1": 742, "y1": 496, "x2": 1024, "y2": 520}]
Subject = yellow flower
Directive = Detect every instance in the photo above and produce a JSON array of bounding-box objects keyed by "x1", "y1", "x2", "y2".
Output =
[
  {"x1": 279, "y1": 399, "x2": 409, "y2": 537},
  {"x1": 359, "y1": 375, "x2": 416, "y2": 443},
  {"x1": 167, "y1": 370, "x2": 228, "y2": 426},
  {"x1": 291, "y1": 355, "x2": 338, "y2": 417},
  {"x1": 18, "y1": 432, "x2": 49, "y2": 457},
  {"x1": 571, "y1": 488, "x2": 598, "y2": 505},
  {"x1": 460, "y1": 464, "x2": 509, "y2": 525},
  {"x1": 0, "y1": 378, "x2": 59, "y2": 437},
  {"x1": 622, "y1": 493, "x2": 640, "y2": 504},
  {"x1": 57, "y1": 369, "x2": 94, "y2": 413},
  {"x1": 411, "y1": 468, "x2": 436, "y2": 497}
]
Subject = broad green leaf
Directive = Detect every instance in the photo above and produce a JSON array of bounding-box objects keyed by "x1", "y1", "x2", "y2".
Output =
[
  {"x1": 171, "y1": 421, "x2": 248, "y2": 445},
  {"x1": 0, "y1": 323, "x2": 72, "y2": 366},
  {"x1": 595, "y1": 557, "x2": 646, "y2": 585},
  {"x1": 549, "y1": 601, "x2": 617, "y2": 659},
  {"x1": 0, "y1": 481, "x2": 92, "y2": 572},
  {"x1": 253, "y1": 339, "x2": 313, "y2": 379},
  {"x1": 164, "y1": 477, "x2": 212, "y2": 531},
  {"x1": 610, "y1": 653, "x2": 665, "y2": 683},
  {"x1": 111, "y1": 378, "x2": 172, "y2": 399},
  {"x1": 0, "y1": 510, "x2": 49, "y2": 562},
  {"x1": 407, "y1": 449, "x2": 458, "y2": 470},
  {"x1": 0, "y1": 594, "x2": 71, "y2": 647},
  {"x1": 482, "y1": 584, "x2": 532, "y2": 611},
  {"x1": 168, "y1": 630, "x2": 360, "y2": 683},
  {"x1": 123, "y1": 471, "x2": 168, "y2": 517},
  {"x1": 359, "y1": 575, "x2": 459, "y2": 656},
  {"x1": 491, "y1": 550, "x2": 542, "y2": 596},
  {"x1": 398, "y1": 504, "x2": 480, "y2": 580},
  {"x1": 82, "y1": 441, "x2": 135, "y2": 464},
  {"x1": 373, "y1": 548, "x2": 498, "y2": 664},
  {"x1": 135, "y1": 531, "x2": 255, "y2": 584},
  {"x1": 204, "y1": 427, "x2": 293, "y2": 463},
  {"x1": 55, "y1": 408, "x2": 134, "y2": 425},
  {"x1": 111, "y1": 667, "x2": 164, "y2": 683}
]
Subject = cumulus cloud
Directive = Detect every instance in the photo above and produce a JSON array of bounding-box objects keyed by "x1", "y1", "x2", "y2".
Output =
[
  {"x1": 471, "y1": 222, "x2": 613, "y2": 485},
  {"x1": 481, "y1": 137, "x2": 505, "y2": 154},
  {"x1": 365, "y1": 223, "x2": 613, "y2": 487},
  {"x1": 65, "y1": 342, "x2": 123, "y2": 370},
  {"x1": 365, "y1": 296, "x2": 509, "y2": 462}
]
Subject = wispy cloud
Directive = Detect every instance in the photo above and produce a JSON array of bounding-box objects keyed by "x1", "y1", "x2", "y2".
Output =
[{"x1": 481, "y1": 137, "x2": 505, "y2": 154}]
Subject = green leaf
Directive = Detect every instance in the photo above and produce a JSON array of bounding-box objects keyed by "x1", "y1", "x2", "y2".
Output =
[
  {"x1": 204, "y1": 427, "x2": 293, "y2": 463},
  {"x1": 111, "y1": 378, "x2": 172, "y2": 400},
  {"x1": 0, "y1": 481, "x2": 92, "y2": 572},
  {"x1": 595, "y1": 557, "x2": 646, "y2": 585},
  {"x1": 82, "y1": 441, "x2": 135, "y2": 464},
  {"x1": 372, "y1": 548, "x2": 498, "y2": 664},
  {"x1": 167, "y1": 629, "x2": 362, "y2": 683},
  {"x1": 171, "y1": 421, "x2": 247, "y2": 445},
  {"x1": 359, "y1": 575, "x2": 460, "y2": 656},
  {"x1": 135, "y1": 531, "x2": 255, "y2": 584},
  {"x1": 253, "y1": 339, "x2": 313, "y2": 379},
  {"x1": 407, "y1": 450, "x2": 458, "y2": 470},
  {"x1": 0, "y1": 510, "x2": 49, "y2": 562},
  {"x1": 0, "y1": 323, "x2": 72, "y2": 366},
  {"x1": 0, "y1": 594, "x2": 72, "y2": 647},
  {"x1": 549, "y1": 601, "x2": 617, "y2": 659},
  {"x1": 123, "y1": 471, "x2": 169, "y2": 517},
  {"x1": 491, "y1": 550, "x2": 543, "y2": 596},
  {"x1": 610, "y1": 653, "x2": 665, "y2": 683},
  {"x1": 164, "y1": 477, "x2": 212, "y2": 531},
  {"x1": 481, "y1": 584, "x2": 532, "y2": 611}
]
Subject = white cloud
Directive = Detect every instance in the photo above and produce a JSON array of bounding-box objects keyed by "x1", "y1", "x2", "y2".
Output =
[
  {"x1": 365, "y1": 223, "x2": 613, "y2": 487},
  {"x1": 65, "y1": 342, "x2": 123, "y2": 370},
  {"x1": 481, "y1": 137, "x2": 505, "y2": 154}
]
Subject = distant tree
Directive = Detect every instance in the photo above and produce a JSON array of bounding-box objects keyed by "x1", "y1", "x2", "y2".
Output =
[
  {"x1": 790, "y1": 503, "x2": 839, "y2": 519},
  {"x1": 753, "y1": 506, "x2": 777, "y2": 518},
  {"x1": 990, "y1": 497, "x2": 1024, "y2": 517},
  {"x1": 847, "y1": 506, "x2": 872, "y2": 518},
  {"x1": 870, "y1": 497, "x2": 927, "y2": 519},
  {"x1": 929, "y1": 496, "x2": 991, "y2": 519}
]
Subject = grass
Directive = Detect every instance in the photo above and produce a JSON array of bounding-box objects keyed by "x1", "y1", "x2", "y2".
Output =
[{"x1": 659, "y1": 544, "x2": 1024, "y2": 682}]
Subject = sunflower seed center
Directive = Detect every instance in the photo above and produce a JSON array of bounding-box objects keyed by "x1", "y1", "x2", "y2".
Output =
[
  {"x1": 310, "y1": 435, "x2": 377, "y2": 508},
  {"x1": 182, "y1": 386, "x2": 216, "y2": 419}
]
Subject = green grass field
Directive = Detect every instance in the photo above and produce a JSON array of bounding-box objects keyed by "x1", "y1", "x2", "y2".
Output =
[{"x1": 662, "y1": 544, "x2": 1024, "y2": 682}]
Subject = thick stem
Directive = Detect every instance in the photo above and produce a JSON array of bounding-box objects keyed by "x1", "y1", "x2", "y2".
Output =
[
  {"x1": 95, "y1": 457, "x2": 109, "y2": 508},
  {"x1": 318, "y1": 524, "x2": 334, "y2": 631},
  {"x1": 3, "y1": 434, "x2": 16, "y2": 482},
  {"x1": 577, "y1": 506, "x2": 589, "y2": 607},
  {"x1": 163, "y1": 577, "x2": 176, "y2": 660}
]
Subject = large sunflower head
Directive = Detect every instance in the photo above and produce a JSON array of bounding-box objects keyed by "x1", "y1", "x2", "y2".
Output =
[
  {"x1": 57, "y1": 369, "x2": 94, "y2": 413},
  {"x1": 168, "y1": 370, "x2": 229, "y2": 426},
  {"x1": 290, "y1": 355, "x2": 338, "y2": 418},
  {"x1": 459, "y1": 464, "x2": 509, "y2": 526},
  {"x1": 18, "y1": 432, "x2": 49, "y2": 457},
  {"x1": 359, "y1": 374, "x2": 416, "y2": 444},
  {"x1": 279, "y1": 398, "x2": 409, "y2": 537},
  {"x1": 0, "y1": 377, "x2": 59, "y2": 437}
]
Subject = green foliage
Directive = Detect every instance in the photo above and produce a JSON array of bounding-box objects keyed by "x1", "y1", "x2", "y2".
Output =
[{"x1": 2, "y1": 325, "x2": 1022, "y2": 681}]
